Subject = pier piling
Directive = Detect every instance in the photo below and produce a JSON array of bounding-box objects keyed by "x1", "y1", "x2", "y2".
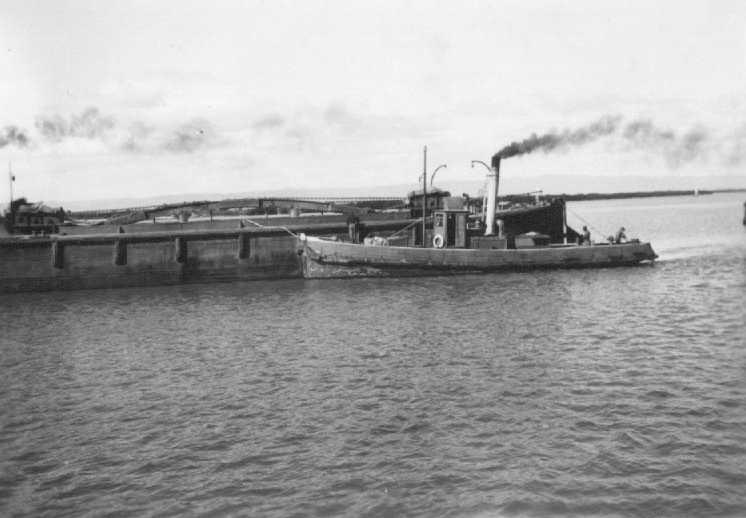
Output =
[
  {"x1": 237, "y1": 233, "x2": 250, "y2": 259},
  {"x1": 51, "y1": 241, "x2": 64, "y2": 269},
  {"x1": 175, "y1": 237, "x2": 187, "y2": 263}
]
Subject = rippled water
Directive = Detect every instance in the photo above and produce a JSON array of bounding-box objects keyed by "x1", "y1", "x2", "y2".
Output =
[{"x1": 1, "y1": 193, "x2": 745, "y2": 517}]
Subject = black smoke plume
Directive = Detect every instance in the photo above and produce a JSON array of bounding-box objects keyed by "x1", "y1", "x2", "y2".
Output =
[
  {"x1": 494, "y1": 115, "x2": 621, "y2": 161},
  {"x1": 0, "y1": 126, "x2": 30, "y2": 148},
  {"x1": 493, "y1": 115, "x2": 712, "y2": 168}
]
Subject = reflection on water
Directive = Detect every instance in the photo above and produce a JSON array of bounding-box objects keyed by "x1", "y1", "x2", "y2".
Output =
[{"x1": 1, "y1": 193, "x2": 745, "y2": 517}]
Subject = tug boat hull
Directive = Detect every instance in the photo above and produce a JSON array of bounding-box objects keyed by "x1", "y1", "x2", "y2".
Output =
[{"x1": 300, "y1": 237, "x2": 658, "y2": 279}]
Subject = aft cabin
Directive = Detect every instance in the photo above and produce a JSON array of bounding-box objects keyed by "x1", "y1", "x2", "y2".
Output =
[
  {"x1": 410, "y1": 195, "x2": 472, "y2": 248},
  {"x1": 407, "y1": 188, "x2": 452, "y2": 218},
  {"x1": 414, "y1": 204, "x2": 508, "y2": 250}
]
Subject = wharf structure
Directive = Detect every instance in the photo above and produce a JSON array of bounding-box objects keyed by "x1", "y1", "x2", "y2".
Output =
[{"x1": 0, "y1": 212, "x2": 410, "y2": 293}]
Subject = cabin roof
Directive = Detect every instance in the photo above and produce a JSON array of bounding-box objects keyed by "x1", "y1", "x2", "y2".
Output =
[
  {"x1": 407, "y1": 188, "x2": 450, "y2": 198},
  {"x1": 15, "y1": 202, "x2": 62, "y2": 214}
]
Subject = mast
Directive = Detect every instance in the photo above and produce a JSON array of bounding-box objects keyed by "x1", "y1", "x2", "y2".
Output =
[
  {"x1": 8, "y1": 161, "x2": 13, "y2": 210},
  {"x1": 422, "y1": 146, "x2": 427, "y2": 247}
]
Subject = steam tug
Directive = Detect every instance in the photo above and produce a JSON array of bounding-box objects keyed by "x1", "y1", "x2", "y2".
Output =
[{"x1": 299, "y1": 153, "x2": 657, "y2": 278}]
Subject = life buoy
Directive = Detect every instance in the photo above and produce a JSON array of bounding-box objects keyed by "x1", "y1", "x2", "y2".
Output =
[{"x1": 432, "y1": 234, "x2": 445, "y2": 248}]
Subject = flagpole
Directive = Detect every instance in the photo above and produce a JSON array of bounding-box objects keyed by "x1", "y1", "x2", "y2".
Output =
[
  {"x1": 422, "y1": 146, "x2": 427, "y2": 248},
  {"x1": 8, "y1": 161, "x2": 13, "y2": 210}
]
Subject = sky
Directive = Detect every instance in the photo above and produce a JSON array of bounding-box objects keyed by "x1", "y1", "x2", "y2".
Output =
[{"x1": 1, "y1": 0, "x2": 745, "y2": 206}]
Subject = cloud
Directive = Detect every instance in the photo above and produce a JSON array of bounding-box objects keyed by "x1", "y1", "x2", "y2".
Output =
[
  {"x1": 246, "y1": 102, "x2": 412, "y2": 155},
  {"x1": 252, "y1": 114, "x2": 285, "y2": 130},
  {"x1": 35, "y1": 114, "x2": 68, "y2": 141},
  {"x1": 121, "y1": 121, "x2": 155, "y2": 152},
  {"x1": 323, "y1": 102, "x2": 358, "y2": 126},
  {"x1": 724, "y1": 124, "x2": 746, "y2": 166},
  {"x1": 0, "y1": 125, "x2": 30, "y2": 149},
  {"x1": 98, "y1": 80, "x2": 166, "y2": 110},
  {"x1": 27, "y1": 107, "x2": 222, "y2": 154},
  {"x1": 36, "y1": 107, "x2": 115, "y2": 141},
  {"x1": 620, "y1": 119, "x2": 710, "y2": 168},
  {"x1": 163, "y1": 118, "x2": 216, "y2": 153}
]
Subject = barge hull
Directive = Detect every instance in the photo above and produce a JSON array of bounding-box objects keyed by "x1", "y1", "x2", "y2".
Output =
[
  {"x1": 0, "y1": 219, "x2": 414, "y2": 293},
  {"x1": 0, "y1": 233, "x2": 301, "y2": 293}
]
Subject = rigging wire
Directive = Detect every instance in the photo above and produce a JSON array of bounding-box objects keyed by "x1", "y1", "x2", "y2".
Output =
[
  {"x1": 566, "y1": 207, "x2": 609, "y2": 240},
  {"x1": 387, "y1": 218, "x2": 423, "y2": 241}
]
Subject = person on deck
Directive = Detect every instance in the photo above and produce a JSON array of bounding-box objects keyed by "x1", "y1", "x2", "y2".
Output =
[
  {"x1": 614, "y1": 227, "x2": 627, "y2": 244},
  {"x1": 581, "y1": 226, "x2": 591, "y2": 245}
]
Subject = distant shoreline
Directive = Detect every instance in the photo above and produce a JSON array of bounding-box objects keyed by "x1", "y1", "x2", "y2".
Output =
[
  {"x1": 542, "y1": 189, "x2": 719, "y2": 202},
  {"x1": 538, "y1": 188, "x2": 745, "y2": 202},
  {"x1": 7, "y1": 188, "x2": 742, "y2": 219}
]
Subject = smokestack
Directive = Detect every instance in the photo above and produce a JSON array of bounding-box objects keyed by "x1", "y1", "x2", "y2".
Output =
[{"x1": 485, "y1": 156, "x2": 500, "y2": 235}]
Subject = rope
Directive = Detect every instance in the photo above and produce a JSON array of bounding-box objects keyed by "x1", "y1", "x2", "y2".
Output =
[
  {"x1": 386, "y1": 219, "x2": 422, "y2": 240},
  {"x1": 243, "y1": 215, "x2": 426, "y2": 242},
  {"x1": 566, "y1": 207, "x2": 609, "y2": 239},
  {"x1": 241, "y1": 218, "x2": 300, "y2": 238}
]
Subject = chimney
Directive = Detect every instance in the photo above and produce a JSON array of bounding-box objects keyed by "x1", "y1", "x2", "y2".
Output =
[{"x1": 485, "y1": 156, "x2": 500, "y2": 235}]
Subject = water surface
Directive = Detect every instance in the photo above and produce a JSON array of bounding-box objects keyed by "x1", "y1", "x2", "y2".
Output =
[{"x1": 1, "y1": 193, "x2": 745, "y2": 517}]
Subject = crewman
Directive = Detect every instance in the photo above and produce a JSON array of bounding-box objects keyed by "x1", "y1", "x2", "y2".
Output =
[{"x1": 614, "y1": 226, "x2": 627, "y2": 244}]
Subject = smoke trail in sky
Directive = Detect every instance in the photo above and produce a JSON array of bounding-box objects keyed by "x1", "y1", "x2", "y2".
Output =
[
  {"x1": 0, "y1": 126, "x2": 30, "y2": 149},
  {"x1": 494, "y1": 115, "x2": 622, "y2": 160},
  {"x1": 494, "y1": 116, "x2": 713, "y2": 168}
]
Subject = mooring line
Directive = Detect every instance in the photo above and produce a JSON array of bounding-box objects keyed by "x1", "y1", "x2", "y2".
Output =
[{"x1": 241, "y1": 218, "x2": 300, "y2": 238}]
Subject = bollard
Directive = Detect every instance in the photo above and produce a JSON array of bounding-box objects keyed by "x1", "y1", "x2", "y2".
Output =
[
  {"x1": 51, "y1": 241, "x2": 64, "y2": 269},
  {"x1": 175, "y1": 237, "x2": 187, "y2": 263}
]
